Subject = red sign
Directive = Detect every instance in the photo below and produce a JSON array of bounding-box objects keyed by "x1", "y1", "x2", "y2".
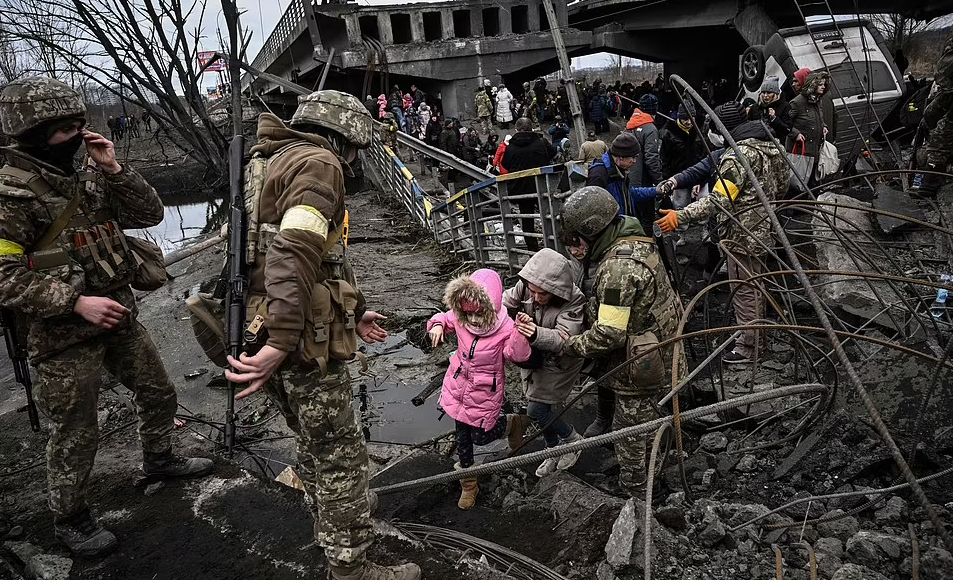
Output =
[{"x1": 198, "y1": 51, "x2": 227, "y2": 72}]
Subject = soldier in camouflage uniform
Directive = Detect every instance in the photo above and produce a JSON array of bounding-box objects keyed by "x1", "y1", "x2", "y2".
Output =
[
  {"x1": 0, "y1": 77, "x2": 213, "y2": 557},
  {"x1": 379, "y1": 112, "x2": 399, "y2": 152},
  {"x1": 560, "y1": 186, "x2": 685, "y2": 495},
  {"x1": 521, "y1": 82, "x2": 539, "y2": 130},
  {"x1": 656, "y1": 101, "x2": 788, "y2": 364},
  {"x1": 223, "y1": 91, "x2": 420, "y2": 580},
  {"x1": 916, "y1": 29, "x2": 953, "y2": 197},
  {"x1": 474, "y1": 87, "x2": 493, "y2": 136}
]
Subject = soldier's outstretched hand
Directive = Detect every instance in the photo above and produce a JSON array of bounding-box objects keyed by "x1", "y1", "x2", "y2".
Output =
[
  {"x1": 73, "y1": 295, "x2": 129, "y2": 329},
  {"x1": 227, "y1": 346, "x2": 289, "y2": 399},
  {"x1": 357, "y1": 311, "x2": 388, "y2": 344},
  {"x1": 81, "y1": 130, "x2": 122, "y2": 174}
]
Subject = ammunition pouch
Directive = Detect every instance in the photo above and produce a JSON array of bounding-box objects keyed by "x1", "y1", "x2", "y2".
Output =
[
  {"x1": 298, "y1": 278, "x2": 360, "y2": 375},
  {"x1": 126, "y1": 236, "x2": 168, "y2": 291},
  {"x1": 619, "y1": 330, "x2": 665, "y2": 395},
  {"x1": 186, "y1": 292, "x2": 228, "y2": 368}
]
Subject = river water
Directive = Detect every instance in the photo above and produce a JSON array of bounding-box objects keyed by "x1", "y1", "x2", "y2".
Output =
[{"x1": 130, "y1": 194, "x2": 227, "y2": 252}]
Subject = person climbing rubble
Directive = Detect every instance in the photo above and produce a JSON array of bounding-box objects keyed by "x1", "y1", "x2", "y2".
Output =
[
  {"x1": 655, "y1": 101, "x2": 788, "y2": 365},
  {"x1": 0, "y1": 76, "x2": 213, "y2": 558},
  {"x1": 559, "y1": 186, "x2": 685, "y2": 496},
  {"x1": 222, "y1": 90, "x2": 420, "y2": 580},
  {"x1": 427, "y1": 268, "x2": 532, "y2": 510},
  {"x1": 503, "y1": 249, "x2": 587, "y2": 477}
]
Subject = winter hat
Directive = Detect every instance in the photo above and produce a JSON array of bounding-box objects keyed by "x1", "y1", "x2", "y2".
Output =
[
  {"x1": 759, "y1": 76, "x2": 781, "y2": 94},
  {"x1": 713, "y1": 101, "x2": 746, "y2": 133},
  {"x1": 677, "y1": 102, "x2": 695, "y2": 120},
  {"x1": 638, "y1": 93, "x2": 659, "y2": 115},
  {"x1": 609, "y1": 132, "x2": 641, "y2": 157},
  {"x1": 793, "y1": 68, "x2": 811, "y2": 87}
]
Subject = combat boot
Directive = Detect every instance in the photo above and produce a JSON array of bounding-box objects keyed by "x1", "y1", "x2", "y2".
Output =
[
  {"x1": 328, "y1": 561, "x2": 422, "y2": 580},
  {"x1": 54, "y1": 509, "x2": 118, "y2": 557},
  {"x1": 584, "y1": 389, "x2": 616, "y2": 438},
  {"x1": 911, "y1": 163, "x2": 942, "y2": 198},
  {"x1": 142, "y1": 450, "x2": 213, "y2": 479},
  {"x1": 505, "y1": 414, "x2": 532, "y2": 450}
]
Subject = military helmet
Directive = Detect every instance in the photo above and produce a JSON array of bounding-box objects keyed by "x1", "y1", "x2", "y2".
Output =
[
  {"x1": 560, "y1": 186, "x2": 619, "y2": 241},
  {"x1": 0, "y1": 76, "x2": 86, "y2": 138},
  {"x1": 290, "y1": 89, "x2": 373, "y2": 149}
]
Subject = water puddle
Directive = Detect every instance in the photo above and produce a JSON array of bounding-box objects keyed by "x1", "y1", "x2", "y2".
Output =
[
  {"x1": 356, "y1": 331, "x2": 449, "y2": 445},
  {"x1": 130, "y1": 195, "x2": 226, "y2": 253}
]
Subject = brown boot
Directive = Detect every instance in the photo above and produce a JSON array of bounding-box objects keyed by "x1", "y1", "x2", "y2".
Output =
[
  {"x1": 505, "y1": 413, "x2": 532, "y2": 450},
  {"x1": 328, "y1": 561, "x2": 421, "y2": 580},
  {"x1": 458, "y1": 478, "x2": 479, "y2": 510}
]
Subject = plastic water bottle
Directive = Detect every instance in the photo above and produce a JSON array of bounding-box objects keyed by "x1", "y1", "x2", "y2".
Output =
[{"x1": 932, "y1": 274, "x2": 953, "y2": 320}]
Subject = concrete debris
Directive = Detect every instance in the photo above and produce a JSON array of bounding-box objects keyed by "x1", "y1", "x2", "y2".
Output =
[
  {"x1": 697, "y1": 506, "x2": 726, "y2": 547},
  {"x1": 871, "y1": 185, "x2": 929, "y2": 235},
  {"x1": 845, "y1": 530, "x2": 910, "y2": 567},
  {"x1": 698, "y1": 431, "x2": 728, "y2": 453},
  {"x1": 274, "y1": 466, "x2": 305, "y2": 491},
  {"x1": 735, "y1": 454, "x2": 759, "y2": 472},
  {"x1": 3, "y1": 541, "x2": 42, "y2": 565},
  {"x1": 603, "y1": 498, "x2": 675, "y2": 573},
  {"x1": 24, "y1": 554, "x2": 72, "y2": 580},
  {"x1": 817, "y1": 510, "x2": 861, "y2": 541},
  {"x1": 654, "y1": 505, "x2": 687, "y2": 532},
  {"x1": 919, "y1": 547, "x2": 953, "y2": 580},
  {"x1": 873, "y1": 496, "x2": 908, "y2": 525},
  {"x1": 144, "y1": 481, "x2": 166, "y2": 496},
  {"x1": 830, "y1": 563, "x2": 891, "y2": 580}
]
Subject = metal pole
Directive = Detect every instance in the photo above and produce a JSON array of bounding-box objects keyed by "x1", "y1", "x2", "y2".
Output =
[
  {"x1": 316, "y1": 47, "x2": 336, "y2": 91},
  {"x1": 541, "y1": 0, "x2": 587, "y2": 148}
]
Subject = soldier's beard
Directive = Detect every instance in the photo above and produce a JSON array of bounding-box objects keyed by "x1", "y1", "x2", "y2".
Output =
[{"x1": 21, "y1": 133, "x2": 84, "y2": 174}]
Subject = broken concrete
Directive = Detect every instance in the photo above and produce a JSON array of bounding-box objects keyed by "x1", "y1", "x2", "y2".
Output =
[{"x1": 871, "y1": 184, "x2": 929, "y2": 235}]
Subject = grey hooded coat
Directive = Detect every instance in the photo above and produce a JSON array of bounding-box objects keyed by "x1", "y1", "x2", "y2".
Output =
[{"x1": 502, "y1": 249, "x2": 586, "y2": 404}]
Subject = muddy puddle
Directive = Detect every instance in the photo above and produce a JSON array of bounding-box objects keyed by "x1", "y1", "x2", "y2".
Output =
[{"x1": 356, "y1": 331, "x2": 449, "y2": 446}]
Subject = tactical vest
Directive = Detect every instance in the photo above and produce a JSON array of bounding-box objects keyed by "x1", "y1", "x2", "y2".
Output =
[
  {"x1": 189, "y1": 141, "x2": 359, "y2": 376},
  {"x1": 0, "y1": 156, "x2": 140, "y2": 294},
  {"x1": 600, "y1": 235, "x2": 685, "y2": 395}
]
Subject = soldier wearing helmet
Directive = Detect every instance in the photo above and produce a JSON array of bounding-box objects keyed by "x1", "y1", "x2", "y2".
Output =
[
  {"x1": 0, "y1": 77, "x2": 213, "y2": 557},
  {"x1": 379, "y1": 110, "x2": 399, "y2": 151},
  {"x1": 222, "y1": 90, "x2": 420, "y2": 580},
  {"x1": 559, "y1": 186, "x2": 685, "y2": 496}
]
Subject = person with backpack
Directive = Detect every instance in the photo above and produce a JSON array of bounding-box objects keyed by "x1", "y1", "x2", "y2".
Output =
[
  {"x1": 221, "y1": 90, "x2": 421, "y2": 580},
  {"x1": 0, "y1": 76, "x2": 213, "y2": 557}
]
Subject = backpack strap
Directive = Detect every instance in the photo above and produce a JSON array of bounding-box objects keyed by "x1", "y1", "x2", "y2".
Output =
[
  {"x1": 34, "y1": 192, "x2": 83, "y2": 251},
  {"x1": 0, "y1": 166, "x2": 53, "y2": 197}
]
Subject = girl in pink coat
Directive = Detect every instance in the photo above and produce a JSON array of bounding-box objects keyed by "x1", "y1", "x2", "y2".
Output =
[{"x1": 428, "y1": 268, "x2": 532, "y2": 510}]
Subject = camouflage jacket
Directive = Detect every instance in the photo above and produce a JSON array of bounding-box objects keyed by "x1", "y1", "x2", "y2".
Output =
[
  {"x1": 474, "y1": 92, "x2": 492, "y2": 118},
  {"x1": 379, "y1": 120, "x2": 399, "y2": 148},
  {"x1": 674, "y1": 137, "x2": 788, "y2": 257},
  {"x1": 0, "y1": 148, "x2": 164, "y2": 361},
  {"x1": 563, "y1": 218, "x2": 685, "y2": 394}
]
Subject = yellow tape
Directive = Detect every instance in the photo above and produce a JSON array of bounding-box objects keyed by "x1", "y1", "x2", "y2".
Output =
[
  {"x1": 713, "y1": 179, "x2": 740, "y2": 201},
  {"x1": 279, "y1": 205, "x2": 330, "y2": 239},
  {"x1": 424, "y1": 198, "x2": 434, "y2": 217},
  {"x1": 401, "y1": 167, "x2": 414, "y2": 180},
  {"x1": 597, "y1": 304, "x2": 630, "y2": 330},
  {"x1": 342, "y1": 210, "x2": 349, "y2": 246},
  {"x1": 0, "y1": 239, "x2": 24, "y2": 256}
]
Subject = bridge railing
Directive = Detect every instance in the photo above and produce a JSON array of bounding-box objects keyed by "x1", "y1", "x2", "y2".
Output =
[
  {"x1": 362, "y1": 135, "x2": 585, "y2": 273},
  {"x1": 247, "y1": 0, "x2": 309, "y2": 86}
]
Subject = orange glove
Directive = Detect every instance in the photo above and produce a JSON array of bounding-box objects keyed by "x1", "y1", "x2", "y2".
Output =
[{"x1": 655, "y1": 209, "x2": 679, "y2": 233}]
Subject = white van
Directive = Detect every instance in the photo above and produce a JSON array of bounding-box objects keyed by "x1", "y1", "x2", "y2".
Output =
[{"x1": 740, "y1": 19, "x2": 904, "y2": 162}]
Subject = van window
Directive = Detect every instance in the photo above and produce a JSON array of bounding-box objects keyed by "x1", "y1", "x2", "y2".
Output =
[{"x1": 824, "y1": 61, "x2": 897, "y2": 98}]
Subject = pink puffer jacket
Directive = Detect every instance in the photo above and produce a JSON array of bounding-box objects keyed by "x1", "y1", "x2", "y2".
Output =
[{"x1": 428, "y1": 269, "x2": 531, "y2": 430}]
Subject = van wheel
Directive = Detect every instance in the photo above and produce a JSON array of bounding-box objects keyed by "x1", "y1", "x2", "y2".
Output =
[{"x1": 742, "y1": 45, "x2": 766, "y2": 92}]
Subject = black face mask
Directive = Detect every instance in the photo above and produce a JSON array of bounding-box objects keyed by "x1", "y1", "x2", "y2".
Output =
[{"x1": 21, "y1": 132, "x2": 85, "y2": 175}]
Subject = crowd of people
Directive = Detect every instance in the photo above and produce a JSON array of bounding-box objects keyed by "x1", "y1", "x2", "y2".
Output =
[{"x1": 105, "y1": 111, "x2": 153, "y2": 142}]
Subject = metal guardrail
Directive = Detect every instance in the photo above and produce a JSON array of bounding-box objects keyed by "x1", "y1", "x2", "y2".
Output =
[
  {"x1": 362, "y1": 134, "x2": 583, "y2": 273},
  {"x1": 245, "y1": 0, "x2": 309, "y2": 88}
]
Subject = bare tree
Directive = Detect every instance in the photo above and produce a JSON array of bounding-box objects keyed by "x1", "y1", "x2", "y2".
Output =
[
  {"x1": 866, "y1": 13, "x2": 937, "y2": 56},
  {"x1": 0, "y1": 0, "x2": 251, "y2": 182},
  {"x1": 0, "y1": 25, "x2": 35, "y2": 83}
]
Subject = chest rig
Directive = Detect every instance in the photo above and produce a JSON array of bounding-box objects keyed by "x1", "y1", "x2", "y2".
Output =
[{"x1": 0, "y1": 157, "x2": 139, "y2": 294}]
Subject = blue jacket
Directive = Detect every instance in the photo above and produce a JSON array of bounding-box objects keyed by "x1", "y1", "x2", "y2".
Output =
[
  {"x1": 588, "y1": 153, "x2": 657, "y2": 216},
  {"x1": 673, "y1": 148, "x2": 726, "y2": 188}
]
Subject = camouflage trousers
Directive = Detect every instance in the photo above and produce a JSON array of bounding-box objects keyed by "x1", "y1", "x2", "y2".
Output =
[
  {"x1": 33, "y1": 321, "x2": 177, "y2": 518},
  {"x1": 263, "y1": 361, "x2": 373, "y2": 569},
  {"x1": 614, "y1": 393, "x2": 657, "y2": 496},
  {"x1": 927, "y1": 106, "x2": 953, "y2": 166}
]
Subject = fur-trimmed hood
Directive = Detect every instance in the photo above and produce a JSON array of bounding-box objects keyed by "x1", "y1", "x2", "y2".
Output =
[{"x1": 443, "y1": 268, "x2": 506, "y2": 335}]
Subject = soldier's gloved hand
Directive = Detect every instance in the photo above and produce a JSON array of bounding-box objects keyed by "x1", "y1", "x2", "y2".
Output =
[
  {"x1": 657, "y1": 177, "x2": 677, "y2": 197},
  {"x1": 73, "y1": 295, "x2": 129, "y2": 329},
  {"x1": 655, "y1": 209, "x2": 679, "y2": 234},
  {"x1": 227, "y1": 346, "x2": 289, "y2": 400}
]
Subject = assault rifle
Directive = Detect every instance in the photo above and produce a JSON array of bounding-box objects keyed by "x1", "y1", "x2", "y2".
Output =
[
  {"x1": 1, "y1": 309, "x2": 40, "y2": 432},
  {"x1": 224, "y1": 134, "x2": 247, "y2": 456}
]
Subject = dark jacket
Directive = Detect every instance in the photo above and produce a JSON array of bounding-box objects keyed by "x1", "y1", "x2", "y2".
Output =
[
  {"x1": 589, "y1": 94, "x2": 608, "y2": 122},
  {"x1": 747, "y1": 97, "x2": 793, "y2": 141},
  {"x1": 502, "y1": 131, "x2": 556, "y2": 195},
  {"x1": 659, "y1": 122, "x2": 706, "y2": 178},
  {"x1": 673, "y1": 148, "x2": 726, "y2": 189},
  {"x1": 785, "y1": 71, "x2": 836, "y2": 157},
  {"x1": 438, "y1": 128, "x2": 460, "y2": 156},
  {"x1": 587, "y1": 152, "x2": 656, "y2": 217},
  {"x1": 624, "y1": 110, "x2": 662, "y2": 186},
  {"x1": 548, "y1": 122, "x2": 570, "y2": 143}
]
